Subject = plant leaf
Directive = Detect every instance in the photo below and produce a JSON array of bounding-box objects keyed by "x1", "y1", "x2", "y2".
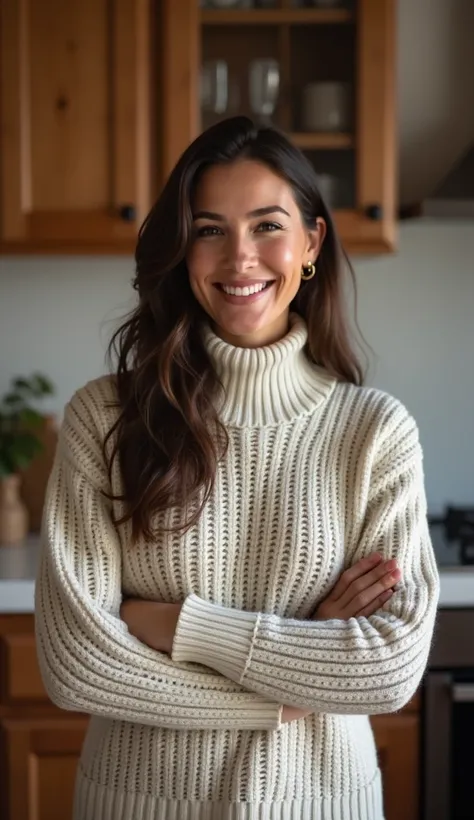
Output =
[
  {"x1": 4, "y1": 393, "x2": 24, "y2": 407},
  {"x1": 32, "y1": 373, "x2": 55, "y2": 395},
  {"x1": 0, "y1": 456, "x2": 14, "y2": 477},
  {"x1": 6, "y1": 432, "x2": 42, "y2": 464},
  {"x1": 12, "y1": 378, "x2": 32, "y2": 393},
  {"x1": 13, "y1": 454, "x2": 31, "y2": 470},
  {"x1": 19, "y1": 408, "x2": 42, "y2": 428}
]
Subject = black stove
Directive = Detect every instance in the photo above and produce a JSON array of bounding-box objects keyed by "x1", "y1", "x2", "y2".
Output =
[{"x1": 429, "y1": 507, "x2": 474, "y2": 568}]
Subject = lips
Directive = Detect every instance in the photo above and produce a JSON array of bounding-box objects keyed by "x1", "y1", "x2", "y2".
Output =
[
  {"x1": 214, "y1": 279, "x2": 276, "y2": 304},
  {"x1": 216, "y1": 280, "x2": 275, "y2": 297},
  {"x1": 222, "y1": 283, "x2": 270, "y2": 297}
]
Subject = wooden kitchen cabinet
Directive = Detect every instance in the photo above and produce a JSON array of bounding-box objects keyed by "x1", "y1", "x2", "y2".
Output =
[
  {"x1": 0, "y1": 0, "x2": 157, "y2": 253},
  {"x1": 0, "y1": 614, "x2": 419, "y2": 820},
  {"x1": 0, "y1": 614, "x2": 88, "y2": 820},
  {"x1": 2, "y1": 717, "x2": 87, "y2": 820},
  {"x1": 162, "y1": 0, "x2": 397, "y2": 254},
  {"x1": 1, "y1": 0, "x2": 396, "y2": 255},
  {"x1": 371, "y1": 703, "x2": 420, "y2": 820}
]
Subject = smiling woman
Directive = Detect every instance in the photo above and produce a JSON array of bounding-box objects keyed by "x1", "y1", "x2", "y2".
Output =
[
  {"x1": 104, "y1": 116, "x2": 362, "y2": 540},
  {"x1": 35, "y1": 116, "x2": 439, "y2": 820},
  {"x1": 188, "y1": 160, "x2": 326, "y2": 347}
]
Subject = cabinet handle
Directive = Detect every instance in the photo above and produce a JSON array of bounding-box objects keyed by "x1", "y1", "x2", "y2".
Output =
[
  {"x1": 365, "y1": 204, "x2": 383, "y2": 221},
  {"x1": 119, "y1": 205, "x2": 136, "y2": 222},
  {"x1": 452, "y1": 683, "x2": 474, "y2": 702}
]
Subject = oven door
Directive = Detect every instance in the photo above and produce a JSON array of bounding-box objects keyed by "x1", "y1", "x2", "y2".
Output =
[{"x1": 423, "y1": 670, "x2": 474, "y2": 820}]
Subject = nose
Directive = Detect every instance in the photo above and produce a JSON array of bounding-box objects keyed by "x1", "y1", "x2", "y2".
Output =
[{"x1": 225, "y1": 231, "x2": 258, "y2": 274}]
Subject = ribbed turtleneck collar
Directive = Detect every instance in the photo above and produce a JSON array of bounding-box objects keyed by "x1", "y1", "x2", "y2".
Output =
[{"x1": 202, "y1": 313, "x2": 337, "y2": 427}]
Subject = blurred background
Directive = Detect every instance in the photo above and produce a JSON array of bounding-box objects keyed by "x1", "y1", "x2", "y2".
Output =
[{"x1": 0, "y1": 2, "x2": 473, "y2": 819}]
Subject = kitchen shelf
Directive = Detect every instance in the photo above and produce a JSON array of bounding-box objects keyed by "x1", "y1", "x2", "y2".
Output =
[
  {"x1": 290, "y1": 132, "x2": 354, "y2": 150},
  {"x1": 200, "y1": 9, "x2": 353, "y2": 25}
]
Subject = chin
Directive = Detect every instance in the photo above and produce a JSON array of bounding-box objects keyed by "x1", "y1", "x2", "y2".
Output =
[
  {"x1": 217, "y1": 317, "x2": 266, "y2": 339},
  {"x1": 215, "y1": 308, "x2": 289, "y2": 347}
]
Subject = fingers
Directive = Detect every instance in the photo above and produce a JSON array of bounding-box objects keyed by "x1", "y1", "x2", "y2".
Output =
[
  {"x1": 356, "y1": 588, "x2": 394, "y2": 618},
  {"x1": 325, "y1": 552, "x2": 384, "y2": 602},
  {"x1": 337, "y1": 559, "x2": 401, "y2": 613},
  {"x1": 311, "y1": 553, "x2": 402, "y2": 622},
  {"x1": 340, "y1": 567, "x2": 401, "y2": 619}
]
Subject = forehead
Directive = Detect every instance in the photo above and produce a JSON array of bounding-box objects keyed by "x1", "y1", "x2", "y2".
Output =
[{"x1": 193, "y1": 159, "x2": 297, "y2": 213}]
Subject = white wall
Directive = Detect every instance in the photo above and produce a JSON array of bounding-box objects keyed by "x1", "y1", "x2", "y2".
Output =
[
  {"x1": 1, "y1": 219, "x2": 473, "y2": 513},
  {"x1": 355, "y1": 220, "x2": 474, "y2": 514}
]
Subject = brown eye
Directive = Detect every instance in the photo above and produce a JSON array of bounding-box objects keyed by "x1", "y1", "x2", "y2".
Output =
[
  {"x1": 255, "y1": 222, "x2": 282, "y2": 233},
  {"x1": 197, "y1": 225, "x2": 222, "y2": 237}
]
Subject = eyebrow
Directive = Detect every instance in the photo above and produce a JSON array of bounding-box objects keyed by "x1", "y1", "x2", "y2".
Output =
[{"x1": 192, "y1": 205, "x2": 291, "y2": 221}]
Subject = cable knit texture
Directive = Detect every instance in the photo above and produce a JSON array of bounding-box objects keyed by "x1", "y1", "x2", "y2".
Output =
[{"x1": 35, "y1": 314, "x2": 439, "y2": 820}]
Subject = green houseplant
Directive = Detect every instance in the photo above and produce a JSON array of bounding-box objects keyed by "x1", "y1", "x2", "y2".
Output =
[{"x1": 0, "y1": 373, "x2": 55, "y2": 545}]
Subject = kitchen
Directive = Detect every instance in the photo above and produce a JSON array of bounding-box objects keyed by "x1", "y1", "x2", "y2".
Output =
[{"x1": 0, "y1": 0, "x2": 473, "y2": 819}]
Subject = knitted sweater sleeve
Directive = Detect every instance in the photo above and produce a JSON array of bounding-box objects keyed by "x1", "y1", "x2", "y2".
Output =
[
  {"x1": 35, "y1": 388, "x2": 282, "y2": 731},
  {"x1": 172, "y1": 400, "x2": 440, "y2": 714}
]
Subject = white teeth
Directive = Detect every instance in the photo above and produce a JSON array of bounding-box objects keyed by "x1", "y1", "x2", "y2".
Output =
[{"x1": 221, "y1": 282, "x2": 269, "y2": 296}]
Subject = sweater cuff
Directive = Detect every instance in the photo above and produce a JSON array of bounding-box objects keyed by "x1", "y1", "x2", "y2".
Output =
[{"x1": 171, "y1": 594, "x2": 259, "y2": 684}]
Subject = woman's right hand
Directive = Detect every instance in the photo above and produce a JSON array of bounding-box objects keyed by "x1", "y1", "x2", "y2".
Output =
[{"x1": 281, "y1": 553, "x2": 401, "y2": 723}]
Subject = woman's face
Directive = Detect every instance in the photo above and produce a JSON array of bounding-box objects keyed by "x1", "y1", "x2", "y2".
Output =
[{"x1": 186, "y1": 159, "x2": 326, "y2": 348}]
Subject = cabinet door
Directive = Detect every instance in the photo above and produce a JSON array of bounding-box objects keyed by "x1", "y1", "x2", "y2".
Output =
[
  {"x1": 1, "y1": 716, "x2": 88, "y2": 820},
  {"x1": 0, "y1": 0, "x2": 154, "y2": 252},
  {"x1": 336, "y1": 0, "x2": 397, "y2": 253},
  {"x1": 371, "y1": 713, "x2": 419, "y2": 820},
  {"x1": 161, "y1": 0, "x2": 396, "y2": 255}
]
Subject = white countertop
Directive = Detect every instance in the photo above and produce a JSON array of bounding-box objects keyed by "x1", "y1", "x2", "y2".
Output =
[
  {"x1": 1, "y1": 536, "x2": 474, "y2": 613},
  {"x1": 0, "y1": 535, "x2": 40, "y2": 613}
]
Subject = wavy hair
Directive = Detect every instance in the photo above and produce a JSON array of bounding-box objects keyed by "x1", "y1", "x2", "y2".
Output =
[{"x1": 105, "y1": 116, "x2": 364, "y2": 542}]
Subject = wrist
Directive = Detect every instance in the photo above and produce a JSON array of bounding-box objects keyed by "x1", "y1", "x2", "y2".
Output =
[
  {"x1": 159, "y1": 602, "x2": 182, "y2": 654},
  {"x1": 120, "y1": 599, "x2": 182, "y2": 655}
]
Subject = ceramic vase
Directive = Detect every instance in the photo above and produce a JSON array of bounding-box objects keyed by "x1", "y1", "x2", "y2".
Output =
[{"x1": 0, "y1": 474, "x2": 29, "y2": 545}]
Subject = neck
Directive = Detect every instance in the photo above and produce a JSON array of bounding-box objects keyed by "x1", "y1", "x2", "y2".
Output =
[{"x1": 202, "y1": 313, "x2": 337, "y2": 427}]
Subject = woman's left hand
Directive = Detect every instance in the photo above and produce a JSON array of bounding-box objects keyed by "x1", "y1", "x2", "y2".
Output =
[
  {"x1": 311, "y1": 553, "x2": 400, "y2": 621},
  {"x1": 120, "y1": 599, "x2": 182, "y2": 654}
]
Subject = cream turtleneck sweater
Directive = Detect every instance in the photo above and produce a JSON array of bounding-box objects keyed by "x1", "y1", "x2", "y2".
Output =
[{"x1": 35, "y1": 315, "x2": 439, "y2": 820}]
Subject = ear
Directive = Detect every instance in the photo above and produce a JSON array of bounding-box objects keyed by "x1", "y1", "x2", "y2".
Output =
[{"x1": 305, "y1": 217, "x2": 327, "y2": 260}]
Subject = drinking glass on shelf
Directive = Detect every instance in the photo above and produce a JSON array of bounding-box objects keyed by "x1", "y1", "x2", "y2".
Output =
[
  {"x1": 316, "y1": 173, "x2": 338, "y2": 208},
  {"x1": 204, "y1": 0, "x2": 253, "y2": 7},
  {"x1": 309, "y1": 0, "x2": 344, "y2": 7},
  {"x1": 249, "y1": 59, "x2": 280, "y2": 126},
  {"x1": 200, "y1": 61, "x2": 229, "y2": 127},
  {"x1": 290, "y1": 0, "x2": 343, "y2": 6}
]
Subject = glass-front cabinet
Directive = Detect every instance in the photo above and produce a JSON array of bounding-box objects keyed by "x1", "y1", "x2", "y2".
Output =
[
  {"x1": 161, "y1": 0, "x2": 397, "y2": 254},
  {"x1": 0, "y1": 0, "x2": 395, "y2": 254}
]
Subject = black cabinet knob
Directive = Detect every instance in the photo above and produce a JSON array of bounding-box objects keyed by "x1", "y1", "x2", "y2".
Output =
[
  {"x1": 365, "y1": 204, "x2": 383, "y2": 221},
  {"x1": 119, "y1": 204, "x2": 136, "y2": 222}
]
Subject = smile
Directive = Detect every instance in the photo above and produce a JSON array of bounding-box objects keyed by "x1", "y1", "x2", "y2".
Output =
[{"x1": 217, "y1": 281, "x2": 275, "y2": 299}]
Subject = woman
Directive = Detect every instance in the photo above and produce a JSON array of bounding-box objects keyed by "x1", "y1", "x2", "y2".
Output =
[{"x1": 35, "y1": 116, "x2": 439, "y2": 820}]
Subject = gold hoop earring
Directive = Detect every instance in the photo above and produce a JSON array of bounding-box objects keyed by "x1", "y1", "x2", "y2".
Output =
[{"x1": 301, "y1": 261, "x2": 316, "y2": 281}]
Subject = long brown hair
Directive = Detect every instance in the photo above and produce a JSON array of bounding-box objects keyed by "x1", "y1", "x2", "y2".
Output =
[{"x1": 105, "y1": 116, "x2": 364, "y2": 542}]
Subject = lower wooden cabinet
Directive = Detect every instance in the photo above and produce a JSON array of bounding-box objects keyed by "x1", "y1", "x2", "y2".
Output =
[
  {"x1": 2, "y1": 716, "x2": 87, "y2": 820},
  {"x1": 0, "y1": 613, "x2": 88, "y2": 820},
  {"x1": 371, "y1": 711, "x2": 420, "y2": 820},
  {"x1": 1, "y1": 614, "x2": 421, "y2": 820}
]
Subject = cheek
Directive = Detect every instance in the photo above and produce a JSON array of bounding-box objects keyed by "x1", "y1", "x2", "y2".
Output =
[{"x1": 263, "y1": 238, "x2": 301, "y2": 278}]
